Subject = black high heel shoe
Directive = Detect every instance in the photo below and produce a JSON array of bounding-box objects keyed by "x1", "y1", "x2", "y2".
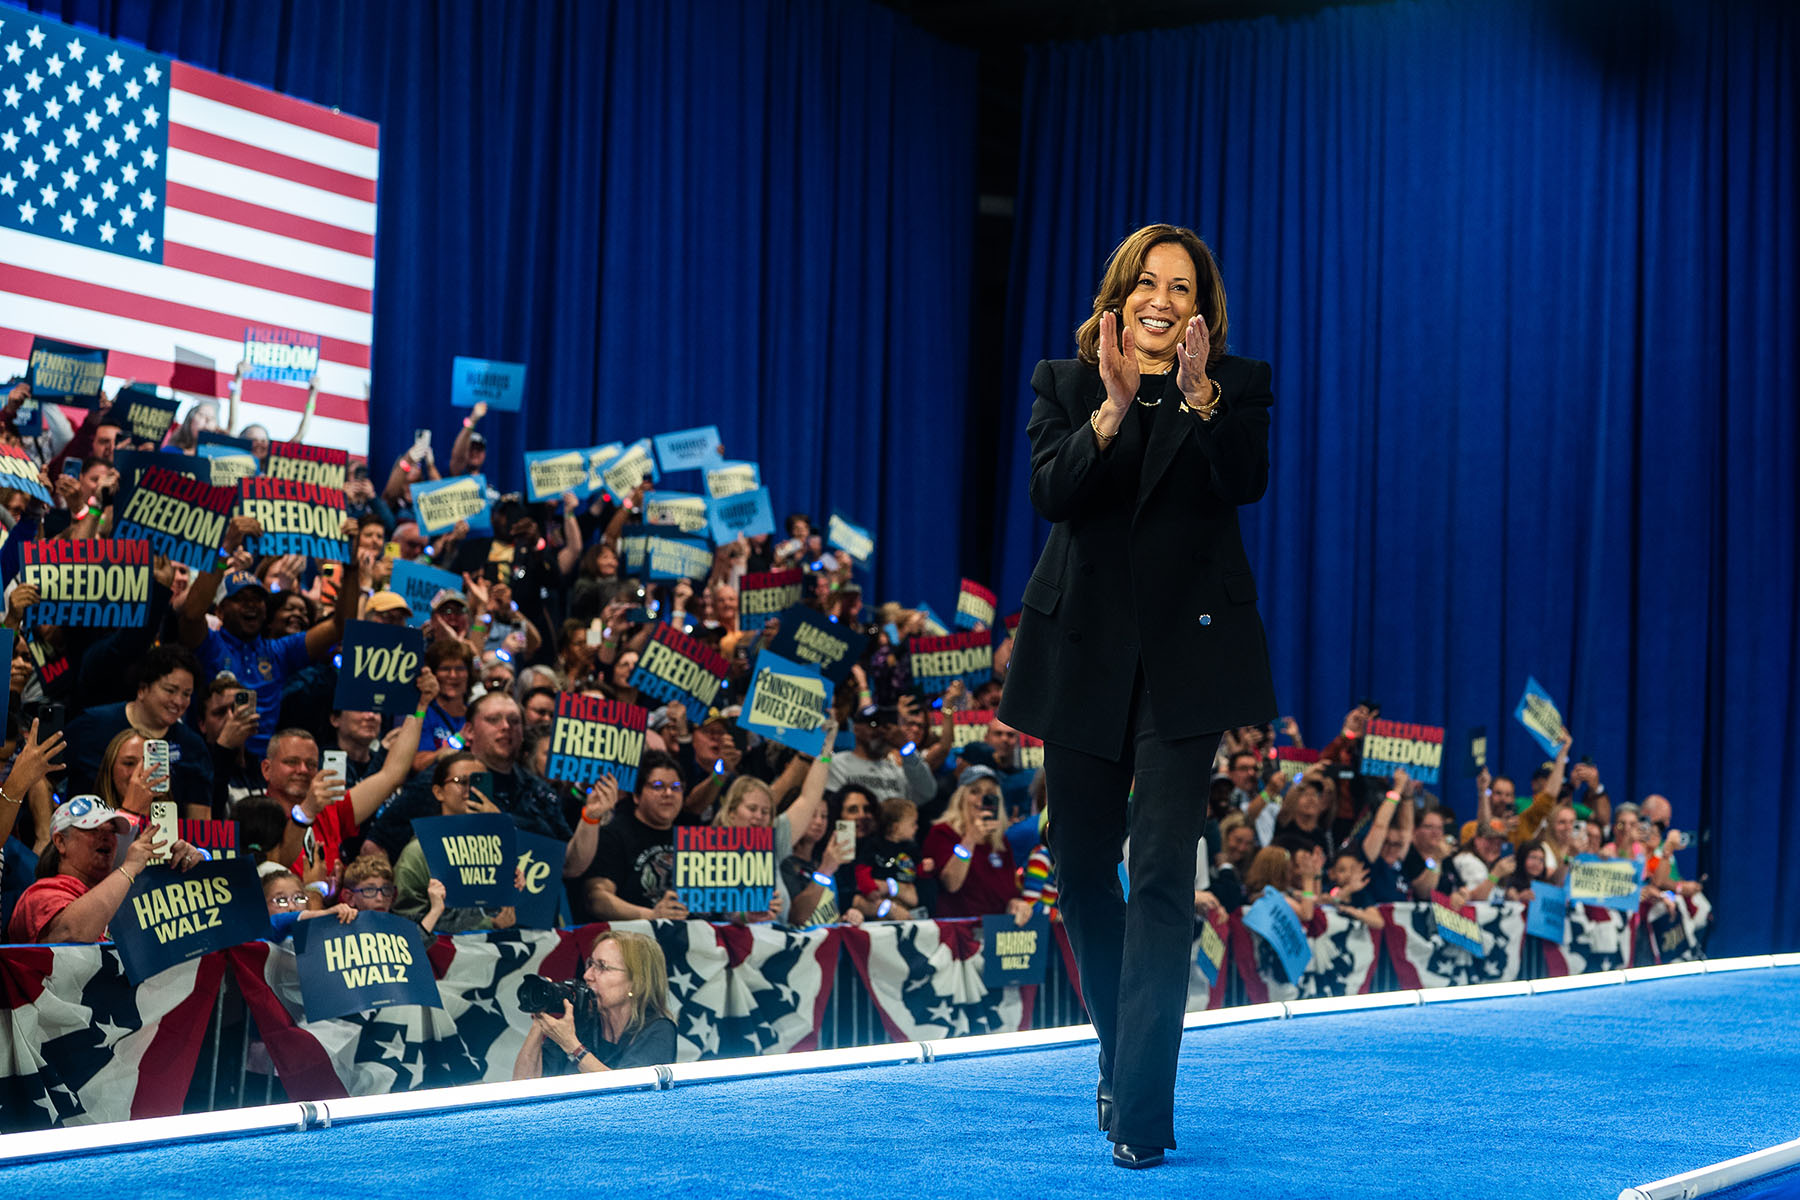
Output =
[
  {"x1": 1096, "y1": 1078, "x2": 1114, "y2": 1132},
  {"x1": 1112, "y1": 1143, "x2": 1166, "y2": 1169}
]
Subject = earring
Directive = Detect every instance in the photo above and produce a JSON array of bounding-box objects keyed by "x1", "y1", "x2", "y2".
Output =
[{"x1": 627, "y1": 989, "x2": 634, "y2": 997}]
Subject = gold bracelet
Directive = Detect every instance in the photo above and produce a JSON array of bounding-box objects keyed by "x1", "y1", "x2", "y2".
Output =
[
  {"x1": 0, "y1": 786, "x2": 16, "y2": 807},
  {"x1": 1089, "y1": 409, "x2": 1117, "y2": 447},
  {"x1": 1180, "y1": 378, "x2": 1222, "y2": 420}
]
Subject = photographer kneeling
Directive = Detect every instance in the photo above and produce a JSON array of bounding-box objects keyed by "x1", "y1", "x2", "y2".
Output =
[{"x1": 512, "y1": 930, "x2": 677, "y2": 1078}]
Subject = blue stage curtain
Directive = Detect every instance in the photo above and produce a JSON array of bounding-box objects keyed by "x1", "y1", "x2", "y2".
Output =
[
  {"x1": 998, "y1": 0, "x2": 1798, "y2": 953},
  {"x1": 22, "y1": 0, "x2": 976, "y2": 604}
]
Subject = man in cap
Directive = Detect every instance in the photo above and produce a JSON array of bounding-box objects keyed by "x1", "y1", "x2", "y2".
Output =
[
  {"x1": 827, "y1": 702, "x2": 935, "y2": 809},
  {"x1": 6, "y1": 797, "x2": 205, "y2": 942},
  {"x1": 178, "y1": 515, "x2": 361, "y2": 758},
  {"x1": 365, "y1": 590, "x2": 413, "y2": 626},
  {"x1": 427, "y1": 588, "x2": 473, "y2": 645}
]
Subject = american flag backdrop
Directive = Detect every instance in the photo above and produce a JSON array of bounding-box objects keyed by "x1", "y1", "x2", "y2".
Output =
[{"x1": 0, "y1": 6, "x2": 377, "y2": 453}]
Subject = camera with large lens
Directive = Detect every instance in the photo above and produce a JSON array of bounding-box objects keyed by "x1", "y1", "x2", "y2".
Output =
[{"x1": 517, "y1": 973, "x2": 586, "y2": 1015}]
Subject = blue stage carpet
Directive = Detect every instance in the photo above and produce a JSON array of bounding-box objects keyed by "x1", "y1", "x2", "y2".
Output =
[{"x1": 12, "y1": 971, "x2": 1800, "y2": 1199}]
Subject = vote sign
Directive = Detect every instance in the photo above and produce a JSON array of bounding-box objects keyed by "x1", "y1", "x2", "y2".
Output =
[
  {"x1": 1242, "y1": 888, "x2": 1312, "y2": 985},
  {"x1": 513, "y1": 831, "x2": 570, "y2": 930},
  {"x1": 334, "y1": 621, "x2": 426, "y2": 714}
]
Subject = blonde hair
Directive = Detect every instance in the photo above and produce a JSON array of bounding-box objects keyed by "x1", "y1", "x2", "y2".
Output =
[
  {"x1": 96, "y1": 728, "x2": 147, "y2": 810},
  {"x1": 714, "y1": 777, "x2": 775, "y2": 827},
  {"x1": 1074, "y1": 224, "x2": 1228, "y2": 368},
  {"x1": 592, "y1": 930, "x2": 673, "y2": 1040},
  {"x1": 943, "y1": 779, "x2": 1005, "y2": 851}
]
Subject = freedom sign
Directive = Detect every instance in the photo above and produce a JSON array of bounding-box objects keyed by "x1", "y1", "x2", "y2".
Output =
[
  {"x1": 1431, "y1": 891, "x2": 1485, "y2": 956},
  {"x1": 981, "y1": 912, "x2": 1050, "y2": 989},
  {"x1": 413, "y1": 813, "x2": 519, "y2": 909},
  {"x1": 952, "y1": 710, "x2": 993, "y2": 748},
  {"x1": 334, "y1": 621, "x2": 426, "y2": 715},
  {"x1": 546, "y1": 692, "x2": 648, "y2": 791},
  {"x1": 295, "y1": 911, "x2": 442, "y2": 1022},
  {"x1": 21, "y1": 538, "x2": 150, "y2": 628},
  {"x1": 266, "y1": 442, "x2": 348, "y2": 490},
  {"x1": 237, "y1": 477, "x2": 348, "y2": 561},
  {"x1": 738, "y1": 651, "x2": 828, "y2": 756},
  {"x1": 766, "y1": 604, "x2": 868, "y2": 684},
  {"x1": 111, "y1": 465, "x2": 237, "y2": 572},
  {"x1": 410, "y1": 474, "x2": 493, "y2": 536},
  {"x1": 242, "y1": 325, "x2": 322, "y2": 384},
  {"x1": 955, "y1": 579, "x2": 997, "y2": 630},
  {"x1": 1358, "y1": 719, "x2": 1446, "y2": 787},
  {"x1": 738, "y1": 569, "x2": 803, "y2": 620},
  {"x1": 628, "y1": 623, "x2": 729, "y2": 724},
  {"x1": 674, "y1": 825, "x2": 774, "y2": 916},
  {"x1": 907, "y1": 630, "x2": 994, "y2": 694},
  {"x1": 0, "y1": 444, "x2": 53, "y2": 505},
  {"x1": 112, "y1": 858, "x2": 271, "y2": 985}
]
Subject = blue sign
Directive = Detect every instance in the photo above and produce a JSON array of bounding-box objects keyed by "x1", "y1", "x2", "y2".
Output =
[
  {"x1": 113, "y1": 449, "x2": 208, "y2": 488},
  {"x1": 194, "y1": 443, "x2": 260, "y2": 486},
  {"x1": 412, "y1": 813, "x2": 519, "y2": 909},
  {"x1": 513, "y1": 831, "x2": 570, "y2": 930},
  {"x1": 523, "y1": 448, "x2": 592, "y2": 502},
  {"x1": 334, "y1": 621, "x2": 426, "y2": 715},
  {"x1": 766, "y1": 604, "x2": 867, "y2": 684},
  {"x1": 116, "y1": 386, "x2": 181, "y2": 445},
  {"x1": 1567, "y1": 854, "x2": 1643, "y2": 914},
  {"x1": 584, "y1": 443, "x2": 625, "y2": 495},
  {"x1": 410, "y1": 474, "x2": 493, "y2": 536},
  {"x1": 1431, "y1": 892, "x2": 1485, "y2": 956},
  {"x1": 1243, "y1": 888, "x2": 1312, "y2": 985},
  {"x1": 704, "y1": 460, "x2": 761, "y2": 499},
  {"x1": 27, "y1": 336, "x2": 108, "y2": 405},
  {"x1": 981, "y1": 912, "x2": 1050, "y2": 989},
  {"x1": 1526, "y1": 879, "x2": 1569, "y2": 942},
  {"x1": 1193, "y1": 912, "x2": 1228, "y2": 987},
  {"x1": 450, "y1": 356, "x2": 526, "y2": 412},
  {"x1": 294, "y1": 910, "x2": 442, "y2": 1022},
  {"x1": 389, "y1": 558, "x2": 462, "y2": 628},
  {"x1": 112, "y1": 858, "x2": 271, "y2": 986},
  {"x1": 916, "y1": 602, "x2": 951, "y2": 636},
  {"x1": 826, "y1": 511, "x2": 874, "y2": 564},
  {"x1": 644, "y1": 528, "x2": 714, "y2": 581},
  {"x1": 738, "y1": 651, "x2": 829, "y2": 756},
  {"x1": 1514, "y1": 675, "x2": 1568, "y2": 757},
  {"x1": 707, "y1": 485, "x2": 776, "y2": 544},
  {"x1": 653, "y1": 426, "x2": 724, "y2": 472}
]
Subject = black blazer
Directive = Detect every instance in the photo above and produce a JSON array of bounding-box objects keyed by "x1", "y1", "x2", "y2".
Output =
[{"x1": 997, "y1": 354, "x2": 1279, "y2": 759}]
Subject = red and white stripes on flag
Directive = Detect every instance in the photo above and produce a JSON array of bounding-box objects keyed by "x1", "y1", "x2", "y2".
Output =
[{"x1": 0, "y1": 12, "x2": 377, "y2": 454}]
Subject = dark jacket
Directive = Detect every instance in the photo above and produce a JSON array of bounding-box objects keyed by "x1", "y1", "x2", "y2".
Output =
[{"x1": 998, "y1": 355, "x2": 1278, "y2": 759}]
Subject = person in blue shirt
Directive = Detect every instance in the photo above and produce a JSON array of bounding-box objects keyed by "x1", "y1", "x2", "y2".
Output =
[{"x1": 176, "y1": 514, "x2": 360, "y2": 760}]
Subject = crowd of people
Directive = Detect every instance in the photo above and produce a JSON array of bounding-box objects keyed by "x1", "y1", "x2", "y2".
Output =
[{"x1": 0, "y1": 377, "x2": 1708, "y2": 1042}]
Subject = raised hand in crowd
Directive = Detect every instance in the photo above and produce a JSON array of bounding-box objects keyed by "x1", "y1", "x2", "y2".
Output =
[
  {"x1": 649, "y1": 890, "x2": 690, "y2": 921},
  {"x1": 4, "y1": 583, "x2": 39, "y2": 630}
]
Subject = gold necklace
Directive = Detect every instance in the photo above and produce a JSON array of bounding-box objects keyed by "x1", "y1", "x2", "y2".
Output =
[{"x1": 1134, "y1": 361, "x2": 1174, "y2": 406}]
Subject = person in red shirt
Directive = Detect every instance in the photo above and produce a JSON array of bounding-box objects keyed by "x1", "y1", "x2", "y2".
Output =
[
  {"x1": 922, "y1": 778, "x2": 1033, "y2": 922},
  {"x1": 7, "y1": 796, "x2": 205, "y2": 943}
]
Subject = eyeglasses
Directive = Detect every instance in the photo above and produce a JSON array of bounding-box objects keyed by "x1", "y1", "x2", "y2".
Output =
[
  {"x1": 269, "y1": 894, "x2": 306, "y2": 910},
  {"x1": 586, "y1": 959, "x2": 627, "y2": 974},
  {"x1": 350, "y1": 885, "x2": 397, "y2": 899},
  {"x1": 644, "y1": 780, "x2": 685, "y2": 794},
  {"x1": 445, "y1": 775, "x2": 474, "y2": 788}
]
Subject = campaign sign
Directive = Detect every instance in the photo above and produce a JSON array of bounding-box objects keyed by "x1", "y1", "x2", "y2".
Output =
[
  {"x1": 27, "y1": 337, "x2": 108, "y2": 405},
  {"x1": 738, "y1": 651, "x2": 828, "y2": 756},
  {"x1": 1017, "y1": 734, "x2": 1045, "y2": 770},
  {"x1": 707, "y1": 486, "x2": 776, "y2": 544},
  {"x1": 1358, "y1": 719, "x2": 1445, "y2": 787},
  {"x1": 13, "y1": 395, "x2": 42, "y2": 438},
  {"x1": 524, "y1": 448, "x2": 590, "y2": 502},
  {"x1": 22, "y1": 629, "x2": 70, "y2": 690},
  {"x1": 628, "y1": 623, "x2": 729, "y2": 724},
  {"x1": 195, "y1": 444, "x2": 260, "y2": 486},
  {"x1": 410, "y1": 474, "x2": 493, "y2": 536},
  {"x1": 645, "y1": 528, "x2": 713, "y2": 581},
  {"x1": 1465, "y1": 726, "x2": 1489, "y2": 776},
  {"x1": 653, "y1": 426, "x2": 723, "y2": 473},
  {"x1": 266, "y1": 442, "x2": 348, "y2": 490},
  {"x1": 584, "y1": 443, "x2": 625, "y2": 494},
  {"x1": 601, "y1": 439, "x2": 658, "y2": 497},
  {"x1": 645, "y1": 491, "x2": 712, "y2": 536},
  {"x1": 295, "y1": 910, "x2": 442, "y2": 1022},
  {"x1": 0, "y1": 630, "x2": 12, "y2": 729},
  {"x1": 981, "y1": 911, "x2": 1050, "y2": 989},
  {"x1": 1274, "y1": 745, "x2": 1320, "y2": 782},
  {"x1": 916, "y1": 603, "x2": 950, "y2": 636},
  {"x1": 0, "y1": 444, "x2": 54, "y2": 505},
  {"x1": 766, "y1": 604, "x2": 868, "y2": 684},
  {"x1": 826, "y1": 511, "x2": 874, "y2": 564},
  {"x1": 112, "y1": 449, "x2": 209, "y2": 489},
  {"x1": 705, "y1": 460, "x2": 760, "y2": 499},
  {"x1": 21, "y1": 538, "x2": 150, "y2": 628},
  {"x1": 197, "y1": 430, "x2": 258, "y2": 454},
  {"x1": 413, "y1": 813, "x2": 519, "y2": 908},
  {"x1": 1567, "y1": 854, "x2": 1643, "y2": 913},
  {"x1": 1526, "y1": 879, "x2": 1569, "y2": 942},
  {"x1": 955, "y1": 579, "x2": 997, "y2": 631},
  {"x1": 242, "y1": 325, "x2": 322, "y2": 384},
  {"x1": 180, "y1": 819, "x2": 242, "y2": 861},
  {"x1": 546, "y1": 692, "x2": 647, "y2": 791},
  {"x1": 1647, "y1": 900, "x2": 1694, "y2": 961},
  {"x1": 112, "y1": 858, "x2": 270, "y2": 985},
  {"x1": 117, "y1": 386, "x2": 180, "y2": 445},
  {"x1": 450, "y1": 356, "x2": 526, "y2": 412},
  {"x1": 1194, "y1": 906, "x2": 1229, "y2": 987},
  {"x1": 389, "y1": 558, "x2": 462, "y2": 628},
  {"x1": 1431, "y1": 891, "x2": 1485, "y2": 956},
  {"x1": 111, "y1": 465, "x2": 237, "y2": 572},
  {"x1": 908, "y1": 631, "x2": 994, "y2": 695},
  {"x1": 513, "y1": 831, "x2": 568, "y2": 930},
  {"x1": 1515, "y1": 675, "x2": 1568, "y2": 757},
  {"x1": 237, "y1": 477, "x2": 349, "y2": 562},
  {"x1": 618, "y1": 527, "x2": 648, "y2": 576},
  {"x1": 738, "y1": 569, "x2": 803, "y2": 620},
  {"x1": 1243, "y1": 888, "x2": 1312, "y2": 985},
  {"x1": 952, "y1": 709, "x2": 993, "y2": 748},
  {"x1": 334, "y1": 621, "x2": 425, "y2": 715},
  {"x1": 673, "y1": 825, "x2": 774, "y2": 915}
]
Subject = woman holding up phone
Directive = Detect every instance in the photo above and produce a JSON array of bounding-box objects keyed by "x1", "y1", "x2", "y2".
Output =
[
  {"x1": 393, "y1": 751, "x2": 518, "y2": 932},
  {"x1": 921, "y1": 777, "x2": 1034, "y2": 923}
]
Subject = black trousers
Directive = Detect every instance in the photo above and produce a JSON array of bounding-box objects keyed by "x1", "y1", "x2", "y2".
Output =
[{"x1": 1044, "y1": 670, "x2": 1219, "y2": 1149}]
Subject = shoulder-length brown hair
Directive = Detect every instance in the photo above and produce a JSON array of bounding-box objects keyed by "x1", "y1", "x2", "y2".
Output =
[
  {"x1": 593, "y1": 929, "x2": 673, "y2": 1041},
  {"x1": 1075, "y1": 224, "x2": 1228, "y2": 368}
]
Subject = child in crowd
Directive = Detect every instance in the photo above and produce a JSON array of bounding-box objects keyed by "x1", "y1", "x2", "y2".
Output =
[
  {"x1": 857, "y1": 798, "x2": 922, "y2": 917},
  {"x1": 259, "y1": 863, "x2": 357, "y2": 933}
]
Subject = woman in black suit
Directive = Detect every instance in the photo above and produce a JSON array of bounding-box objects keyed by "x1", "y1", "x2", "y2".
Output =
[{"x1": 998, "y1": 223, "x2": 1277, "y2": 1169}]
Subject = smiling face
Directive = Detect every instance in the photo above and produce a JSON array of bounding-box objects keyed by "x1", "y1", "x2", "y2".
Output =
[
  {"x1": 138, "y1": 667, "x2": 194, "y2": 729},
  {"x1": 729, "y1": 786, "x2": 773, "y2": 828},
  {"x1": 273, "y1": 594, "x2": 311, "y2": 636},
  {"x1": 218, "y1": 588, "x2": 269, "y2": 638},
  {"x1": 1121, "y1": 242, "x2": 1200, "y2": 369}
]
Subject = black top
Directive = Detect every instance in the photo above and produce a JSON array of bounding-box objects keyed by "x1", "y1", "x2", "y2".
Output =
[
  {"x1": 541, "y1": 1014, "x2": 678, "y2": 1075},
  {"x1": 582, "y1": 813, "x2": 675, "y2": 911}
]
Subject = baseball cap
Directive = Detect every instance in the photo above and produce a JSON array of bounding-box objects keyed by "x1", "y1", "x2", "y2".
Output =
[
  {"x1": 959, "y1": 764, "x2": 1000, "y2": 788},
  {"x1": 222, "y1": 571, "x2": 269, "y2": 599},
  {"x1": 367, "y1": 590, "x2": 413, "y2": 617},
  {"x1": 51, "y1": 795, "x2": 132, "y2": 837},
  {"x1": 429, "y1": 589, "x2": 467, "y2": 611},
  {"x1": 702, "y1": 705, "x2": 742, "y2": 728}
]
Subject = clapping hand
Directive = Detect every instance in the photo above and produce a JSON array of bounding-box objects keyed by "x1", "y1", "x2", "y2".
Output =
[
  {"x1": 1175, "y1": 314, "x2": 1212, "y2": 401},
  {"x1": 1096, "y1": 310, "x2": 1139, "y2": 411}
]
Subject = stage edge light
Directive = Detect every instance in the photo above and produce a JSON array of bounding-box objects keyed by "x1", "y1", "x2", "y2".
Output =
[
  {"x1": 925, "y1": 1024, "x2": 1098, "y2": 1061},
  {"x1": 1619, "y1": 1133, "x2": 1800, "y2": 1200},
  {"x1": 319, "y1": 1065, "x2": 666, "y2": 1126},
  {"x1": 1621, "y1": 961, "x2": 1708, "y2": 983},
  {"x1": 0, "y1": 1100, "x2": 308, "y2": 1165},
  {"x1": 1702, "y1": 955, "x2": 1776, "y2": 973},
  {"x1": 1285, "y1": 990, "x2": 1422, "y2": 1016},
  {"x1": 1183, "y1": 1001, "x2": 1287, "y2": 1028},
  {"x1": 1530, "y1": 970, "x2": 1627, "y2": 994},
  {"x1": 1769, "y1": 951, "x2": 1800, "y2": 968},
  {"x1": 1417, "y1": 980, "x2": 1533, "y2": 1005},
  {"x1": 664, "y1": 1041, "x2": 926, "y2": 1085}
]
